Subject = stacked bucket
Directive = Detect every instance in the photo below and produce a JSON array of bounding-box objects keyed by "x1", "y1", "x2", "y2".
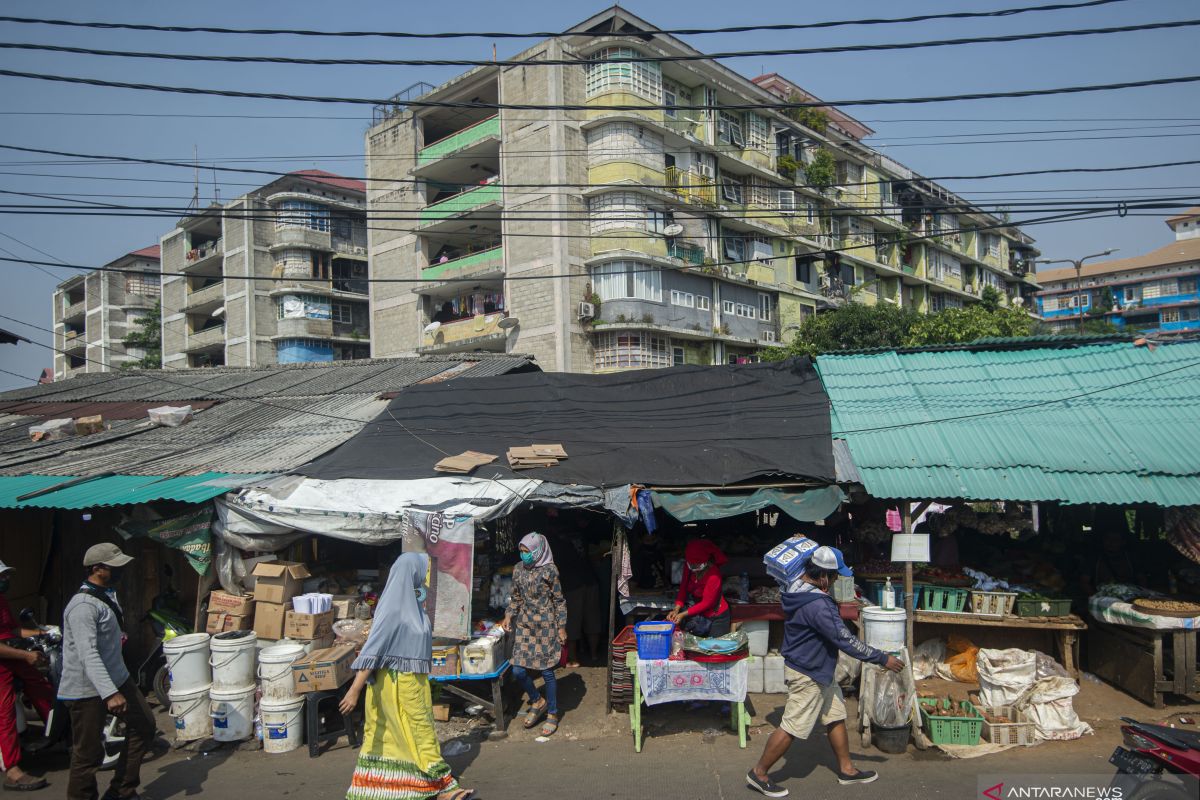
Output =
[
  {"x1": 165, "y1": 631, "x2": 260, "y2": 745},
  {"x1": 257, "y1": 642, "x2": 307, "y2": 754},
  {"x1": 163, "y1": 633, "x2": 214, "y2": 743}
]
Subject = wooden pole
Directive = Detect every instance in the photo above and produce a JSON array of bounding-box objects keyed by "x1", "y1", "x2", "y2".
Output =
[
  {"x1": 606, "y1": 523, "x2": 622, "y2": 714},
  {"x1": 902, "y1": 503, "x2": 914, "y2": 650}
]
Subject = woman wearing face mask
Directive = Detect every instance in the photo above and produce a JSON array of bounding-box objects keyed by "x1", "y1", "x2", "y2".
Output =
[
  {"x1": 339, "y1": 552, "x2": 472, "y2": 800},
  {"x1": 667, "y1": 540, "x2": 731, "y2": 637},
  {"x1": 501, "y1": 533, "x2": 567, "y2": 737}
]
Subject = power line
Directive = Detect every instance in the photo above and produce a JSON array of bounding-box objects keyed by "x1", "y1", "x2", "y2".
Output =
[
  {"x1": 1, "y1": 67, "x2": 1197, "y2": 110},
  {"x1": 0, "y1": 1, "x2": 1139, "y2": 40},
  {"x1": 5, "y1": 19, "x2": 1197, "y2": 68}
]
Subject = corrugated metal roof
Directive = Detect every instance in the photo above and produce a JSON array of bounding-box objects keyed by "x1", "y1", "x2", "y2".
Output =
[
  {"x1": 0, "y1": 472, "x2": 273, "y2": 509},
  {"x1": 0, "y1": 400, "x2": 218, "y2": 420},
  {"x1": 818, "y1": 340, "x2": 1200, "y2": 505}
]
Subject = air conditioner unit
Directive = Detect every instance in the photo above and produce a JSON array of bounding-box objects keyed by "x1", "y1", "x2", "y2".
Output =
[{"x1": 578, "y1": 301, "x2": 595, "y2": 319}]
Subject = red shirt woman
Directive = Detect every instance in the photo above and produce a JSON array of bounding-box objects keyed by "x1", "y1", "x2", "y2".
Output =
[{"x1": 668, "y1": 540, "x2": 731, "y2": 637}]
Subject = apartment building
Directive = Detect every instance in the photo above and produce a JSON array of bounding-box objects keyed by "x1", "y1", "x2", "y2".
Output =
[
  {"x1": 1036, "y1": 208, "x2": 1200, "y2": 336},
  {"x1": 160, "y1": 171, "x2": 370, "y2": 368},
  {"x1": 365, "y1": 7, "x2": 1040, "y2": 373},
  {"x1": 52, "y1": 245, "x2": 161, "y2": 379}
]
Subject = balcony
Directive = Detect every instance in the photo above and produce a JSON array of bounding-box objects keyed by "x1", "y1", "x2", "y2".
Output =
[
  {"x1": 663, "y1": 113, "x2": 703, "y2": 140},
  {"x1": 419, "y1": 184, "x2": 502, "y2": 229},
  {"x1": 61, "y1": 300, "x2": 86, "y2": 322},
  {"x1": 62, "y1": 330, "x2": 86, "y2": 354},
  {"x1": 183, "y1": 281, "x2": 224, "y2": 313},
  {"x1": 417, "y1": 116, "x2": 500, "y2": 167},
  {"x1": 667, "y1": 241, "x2": 706, "y2": 266},
  {"x1": 184, "y1": 239, "x2": 223, "y2": 269},
  {"x1": 421, "y1": 245, "x2": 504, "y2": 282},
  {"x1": 185, "y1": 325, "x2": 225, "y2": 352},
  {"x1": 420, "y1": 313, "x2": 507, "y2": 353},
  {"x1": 332, "y1": 240, "x2": 368, "y2": 259},
  {"x1": 274, "y1": 317, "x2": 333, "y2": 340},
  {"x1": 271, "y1": 226, "x2": 332, "y2": 251},
  {"x1": 664, "y1": 167, "x2": 716, "y2": 207}
]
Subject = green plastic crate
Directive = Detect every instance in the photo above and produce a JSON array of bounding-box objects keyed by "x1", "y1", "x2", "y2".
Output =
[
  {"x1": 920, "y1": 586, "x2": 969, "y2": 613},
  {"x1": 1014, "y1": 597, "x2": 1072, "y2": 618},
  {"x1": 918, "y1": 698, "x2": 983, "y2": 745}
]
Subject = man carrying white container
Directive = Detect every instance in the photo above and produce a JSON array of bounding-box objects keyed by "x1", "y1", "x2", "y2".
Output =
[{"x1": 747, "y1": 547, "x2": 904, "y2": 797}]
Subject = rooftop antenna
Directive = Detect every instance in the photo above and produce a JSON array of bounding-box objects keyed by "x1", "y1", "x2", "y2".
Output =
[
  {"x1": 189, "y1": 144, "x2": 199, "y2": 211},
  {"x1": 211, "y1": 164, "x2": 220, "y2": 204}
]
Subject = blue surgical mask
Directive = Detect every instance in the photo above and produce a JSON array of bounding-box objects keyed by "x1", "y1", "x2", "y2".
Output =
[
  {"x1": 415, "y1": 586, "x2": 427, "y2": 603},
  {"x1": 520, "y1": 551, "x2": 536, "y2": 566}
]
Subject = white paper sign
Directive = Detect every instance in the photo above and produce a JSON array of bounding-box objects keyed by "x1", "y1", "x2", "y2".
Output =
[{"x1": 890, "y1": 533, "x2": 931, "y2": 563}]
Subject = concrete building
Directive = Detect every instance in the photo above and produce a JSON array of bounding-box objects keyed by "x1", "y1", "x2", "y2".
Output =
[
  {"x1": 51, "y1": 245, "x2": 161, "y2": 379},
  {"x1": 1036, "y1": 208, "x2": 1200, "y2": 336},
  {"x1": 365, "y1": 7, "x2": 1040, "y2": 372},
  {"x1": 160, "y1": 171, "x2": 370, "y2": 368}
]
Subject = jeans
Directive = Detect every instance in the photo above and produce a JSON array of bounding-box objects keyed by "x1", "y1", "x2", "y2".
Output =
[
  {"x1": 511, "y1": 665, "x2": 558, "y2": 716},
  {"x1": 65, "y1": 678, "x2": 156, "y2": 800}
]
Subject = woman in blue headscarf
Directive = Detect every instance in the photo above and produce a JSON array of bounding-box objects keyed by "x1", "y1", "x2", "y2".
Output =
[
  {"x1": 501, "y1": 532, "x2": 568, "y2": 737},
  {"x1": 339, "y1": 552, "x2": 472, "y2": 800}
]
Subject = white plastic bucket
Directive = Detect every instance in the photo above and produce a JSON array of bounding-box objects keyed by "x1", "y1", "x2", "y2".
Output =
[
  {"x1": 209, "y1": 630, "x2": 257, "y2": 692},
  {"x1": 163, "y1": 633, "x2": 212, "y2": 693},
  {"x1": 861, "y1": 606, "x2": 907, "y2": 652},
  {"x1": 209, "y1": 685, "x2": 256, "y2": 742},
  {"x1": 258, "y1": 643, "x2": 306, "y2": 700},
  {"x1": 168, "y1": 683, "x2": 212, "y2": 742},
  {"x1": 740, "y1": 620, "x2": 770, "y2": 657},
  {"x1": 260, "y1": 696, "x2": 306, "y2": 754}
]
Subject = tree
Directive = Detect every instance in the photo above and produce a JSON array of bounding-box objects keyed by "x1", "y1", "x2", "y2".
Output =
[
  {"x1": 980, "y1": 285, "x2": 1003, "y2": 312},
  {"x1": 804, "y1": 148, "x2": 837, "y2": 191},
  {"x1": 121, "y1": 302, "x2": 162, "y2": 369},
  {"x1": 762, "y1": 302, "x2": 919, "y2": 359},
  {"x1": 904, "y1": 304, "x2": 1036, "y2": 346},
  {"x1": 1092, "y1": 286, "x2": 1116, "y2": 317},
  {"x1": 784, "y1": 96, "x2": 829, "y2": 135}
]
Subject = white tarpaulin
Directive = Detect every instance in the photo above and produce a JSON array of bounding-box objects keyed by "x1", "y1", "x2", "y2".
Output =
[{"x1": 217, "y1": 475, "x2": 542, "y2": 545}]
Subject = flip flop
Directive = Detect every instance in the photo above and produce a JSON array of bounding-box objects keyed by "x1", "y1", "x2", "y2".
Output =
[
  {"x1": 436, "y1": 790, "x2": 475, "y2": 800},
  {"x1": 523, "y1": 702, "x2": 547, "y2": 729},
  {"x1": 540, "y1": 715, "x2": 559, "y2": 737}
]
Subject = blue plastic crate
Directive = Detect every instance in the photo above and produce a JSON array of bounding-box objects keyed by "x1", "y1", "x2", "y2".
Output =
[
  {"x1": 633, "y1": 621, "x2": 675, "y2": 660},
  {"x1": 864, "y1": 580, "x2": 922, "y2": 609}
]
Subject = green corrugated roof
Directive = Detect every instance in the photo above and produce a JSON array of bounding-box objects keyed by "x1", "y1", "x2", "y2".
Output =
[
  {"x1": 0, "y1": 472, "x2": 272, "y2": 509},
  {"x1": 817, "y1": 340, "x2": 1200, "y2": 505}
]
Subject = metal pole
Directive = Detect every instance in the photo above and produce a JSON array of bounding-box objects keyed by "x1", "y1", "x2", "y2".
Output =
[{"x1": 902, "y1": 503, "x2": 915, "y2": 650}]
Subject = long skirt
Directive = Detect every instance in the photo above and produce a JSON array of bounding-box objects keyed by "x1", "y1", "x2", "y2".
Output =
[{"x1": 346, "y1": 670, "x2": 458, "y2": 800}]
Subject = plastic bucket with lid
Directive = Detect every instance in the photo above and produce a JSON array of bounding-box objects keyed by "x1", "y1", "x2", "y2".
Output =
[
  {"x1": 258, "y1": 643, "x2": 306, "y2": 700},
  {"x1": 209, "y1": 630, "x2": 257, "y2": 691},
  {"x1": 168, "y1": 683, "x2": 212, "y2": 742},
  {"x1": 210, "y1": 685, "x2": 255, "y2": 742},
  {"x1": 260, "y1": 696, "x2": 306, "y2": 754},
  {"x1": 861, "y1": 606, "x2": 906, "y2": 652},
  {"x1": 163, "y1": 633, "x2": 212, "y2": 693}
]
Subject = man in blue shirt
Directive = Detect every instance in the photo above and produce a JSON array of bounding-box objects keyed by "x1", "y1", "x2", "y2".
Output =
[{"x1": 747, "y1": 547, "x2": 904, "y2": 797}]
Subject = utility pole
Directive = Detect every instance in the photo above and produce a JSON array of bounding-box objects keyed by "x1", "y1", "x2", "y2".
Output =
[{"x1": 1040, "y1": 249, "x2": 1118, "y2": 334}]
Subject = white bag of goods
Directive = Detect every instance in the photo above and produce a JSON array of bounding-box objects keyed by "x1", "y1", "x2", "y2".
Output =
[
  {"x1": 763, "y1": 537, "x2": 818, "y2": 588},
  {"x1": 976, "y1": 648, "x2": 1037, "y2": 707},
  {"x1": 148, "y1": 405, "x2": 193, "y2": 427},
  {"x1": 911, "y1": 638, "x2": 947, "y2": 681},
  {"x1": 1020, "y1": 676, "x2": 1093, "y2": 741},
  {"x1": 29, "y1": 418, "x2": 75, "y2": 441},
  {"x1": 834, "y1": 650, "x2": 861, "y2": 689}
]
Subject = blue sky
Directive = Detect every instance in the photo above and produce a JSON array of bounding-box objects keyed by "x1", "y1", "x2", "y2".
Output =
[{"x1": 1, "y1": 0, "x2": 1197, "y2": 388}]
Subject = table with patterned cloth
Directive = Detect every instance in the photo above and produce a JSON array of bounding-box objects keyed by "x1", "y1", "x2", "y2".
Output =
[{"x1": 625, "y1": 652, "x2": 749, "y2": 752}]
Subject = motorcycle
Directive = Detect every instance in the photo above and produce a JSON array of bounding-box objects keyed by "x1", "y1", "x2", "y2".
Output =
[
  {"x1": 1109, "y1": 716, "x2": 1200, "y2": 800},
  {"x1": 135, "y1": 565, "x2": 194, "y2": 709}
]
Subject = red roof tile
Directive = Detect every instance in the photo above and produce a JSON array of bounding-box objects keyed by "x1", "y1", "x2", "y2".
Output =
[
  {"x1": 129, "y1": 245, "x2": 160, "y2": 260},
  {"x1": 287, "y1": 170, "x2": 367, "y2": 194}
]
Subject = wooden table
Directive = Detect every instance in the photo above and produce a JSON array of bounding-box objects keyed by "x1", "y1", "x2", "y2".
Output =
[
  {"x1": 625, "y1": 652, "x2": 749, "y2": 752},
  {"x1": 430, "y1": 661, "x2": 511, "y2": 736},
  {"x1": 913, "y1": 611, "x2": 1087, "y2": 678},
  {"x1": 1088, "y1": 621, "x2": 1200, "y2": 708}
]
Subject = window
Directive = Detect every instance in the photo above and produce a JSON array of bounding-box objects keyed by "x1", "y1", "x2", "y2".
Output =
[
  {"x1": 735, "y1": 303, "x2": 755, "y2": 319},
  {"x1": 585, "y1": 47, "x2": 662, "y2": 103},
  {"x1": 805, "y1": 201, "x2": 816, "y2": 224},
  {"x1": 662, "y1": 80, "x2": 680, "y2": 117},
  {"x1": 758, "y1": 292, "x2": 772, "y2": 321},
  {"x1": 696, "y1": 295, "x2": 711, "y2": 311},
  {"x1": 796, "y1": 258, "x2": 812, "y2": 284},
  {"x1": 761, "y1": 330, "x2": 777, "y2": 343},
  {"x1": 778, "y1": 189, "x2": 796, "y2": 213},
  {"x1": 672, "y1": 346, "x2": 685, "y2": 366},
  {"x1": 933, "y1": 212, "x2": 957, "y2": 235},
  {"x1": 930, "y1": 292, "x2": 946, "y2": 312},
  {"x1": 591, "y1": 260, "x2": 663, "y2": 302},
  {"x1": 646, "y1": 207, "x2": 668, "y2": 235},
  {"x1": 593, "y1": 332, "x2": 670, "y2": 369},
  {"x1": 1162, "y1": 308, "x2": 1181, "y2": 324},
  {"x1": 1179, "y1": 277, "x2": 1198, "y2": 294},
  {"x1": 276, "y1": 200, "x2": 329, "y2": 231},
  {"x1": 720, "y1": 176, "x2": 743, "y2": 204},
  {"x1": 717, "y1": 111, "x2": 744, "y2": 147},
  {"x1": 589, "y1": 192, "x2": 649, "y2": 234},
  {"x1": 839, "y1": 263, "x2": 856, "y2": 287},
  {"x1": 331, "y1": 216, "x2": 352, "y2": 240},
  {"x1": 861, "y1": 268, "x2": 877, "y2": 295},
  {"x1": 278, "y1": 293, "x2": 330, "y2": 320},
  {"x1": 928, "y1": 249, "x2": 961, "y2": 281},
  {"x1": 722, "y1": 299, "x2": 736, "y2": 315},
  {"x1": 723, "y1": 233, "x2": 745, "y2": 263},
  {"x1": 746, "y1": 113, "x2": 770, "y2": 151},
  {"x1": 988, "y1": 234, "x2": 1001, "y2": 259},
  {"x1": 670, "y1": 289, "x2": 694, "y2": 308},
  {"x1": 332, "y1": 303, "x2": 353, "y2": 324},
  {"x1": 586, "y1": 123, "x2": 663, "y2": 168},
  {"x1": 746, "y1": 176, "x2": 772, "y2": 207},
  {"x1": 750, "y1": 234, "x2": 773, "y2": 261},
  {"x1": 1182, "y1": 307, "x2": 1200, "y2": 321}
]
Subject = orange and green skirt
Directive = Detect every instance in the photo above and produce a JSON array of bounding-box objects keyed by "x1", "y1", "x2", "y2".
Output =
[{"x1": 346, "y1": 670, "x2": 457, "y2": 800}]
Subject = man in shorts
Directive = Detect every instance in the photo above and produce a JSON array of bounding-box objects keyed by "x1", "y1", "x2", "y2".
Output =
[{"x1": 747, "y1": 547, "x2": 904, "y2": 797}]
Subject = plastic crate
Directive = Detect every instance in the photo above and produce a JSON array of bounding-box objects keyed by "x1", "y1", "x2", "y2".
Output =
[
  {"x1": 633, "y1": 621, "x2": 675, "y2": 660},
  {"x1": 979, "y1": 706, "x2": 1036, "y2": 746},
  {"x1": 918, "y1": 698, "x2": 983, "y2": 745},
  {"x1": 920, "y1": 586, "x2": 969, "y2": 613},
  {"x1": 863, "y1": 580, "x2": 921, "y2": 609},
  {"x1": 1014, "y1": 597, "x2": 1072, "y2": 618},
  {"x1": 970, "y1": 590, "x2": 1017, "y2": 617}
]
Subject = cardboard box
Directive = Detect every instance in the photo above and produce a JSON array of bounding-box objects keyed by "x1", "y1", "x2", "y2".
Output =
[
  {"x1": 253, "y1": 601, "x2": 288, "y2": 640},
  {"x1": 206, "y1": 611, "x2": 253, "y2": 634},
  {"x1": 250, "y1": 561, "x2": 310, "y2": 605},
  {"x1": 208, "y1": 590, "x2": 254, "y2": 617},
  {"x1": 291, "y1": 644, "x2": 356, "y2": 694},
  {"x1": 284, "y1": 610, "x2": 334, "y2": 641},
  {"x1": 75, "y1": 414, "x2": 105, "y2": 436},
  {"x1": 331, "y1": 595, "x2": 358, "y2": 620},
  {"x1": 433, "y1": 704, "x2": 451, "y2": 722}
]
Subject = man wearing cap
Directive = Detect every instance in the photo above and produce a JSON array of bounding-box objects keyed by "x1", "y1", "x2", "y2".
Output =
[
  {"x1": 747, "y1": 546, "x2": 904, "y2": 797},
  {"x1": 0, "y1": 560, "x2": 53, "y2": 791},
  {"x1": 59, "y1": 544, "x2": 156, "y2": 800}
]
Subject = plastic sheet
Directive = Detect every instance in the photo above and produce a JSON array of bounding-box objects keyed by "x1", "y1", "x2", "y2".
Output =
[{"x1": 935, "y1": 634, "x2": 980, "y2": 683}]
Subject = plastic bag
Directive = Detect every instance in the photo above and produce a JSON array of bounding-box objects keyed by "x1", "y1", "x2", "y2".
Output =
[
  {"x1": 872, "y1": 666, "x2": 915, "y2": 728},
  {"x1": 681, "y1": 629, "x2": 748, "y2": 655},
  {"x1": 912, "y1": 638, "x2": 947, "y2": 680},
  {"x1": 835, "y1": 651, "x2": 861, "y2": 688},
  {"x1": 976, "y1": 648, "x2": 1037, "y2": 706},
  {"x1": 935, "y1": 634, "x2": 980, "y2": 683}
]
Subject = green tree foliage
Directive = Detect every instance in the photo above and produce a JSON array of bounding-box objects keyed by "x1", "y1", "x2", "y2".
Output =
[
  {"x1": 980, "y1": 285, "x2": 1003, "y2": 311},
  {"x1": 1093, "y1": 286, "x2": 1116, "y2": 317},
  {"x1": 804, "y1": 148, "x2": 837, "y2": 190},
  {"x1": 904, "y1": 304, "x2": 1036, "y2": 346},
  {"x1": 120, "y1": 302, "x2": 162, "y2": 369},
  {"x1": 785, "y1": 96, "x2": 829, "y2": 134}
]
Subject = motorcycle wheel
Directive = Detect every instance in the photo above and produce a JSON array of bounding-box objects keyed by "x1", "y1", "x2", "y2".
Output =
[
  {"x1": 153, "y1": 665, "x2": 171, "y2": 710},
  {"x1": 1129, "y1": 779, "x2": 1196, "y2": 800}
]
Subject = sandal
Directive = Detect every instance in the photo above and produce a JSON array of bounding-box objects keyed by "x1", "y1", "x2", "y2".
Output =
[
  {"x1": 436, "y1": 790, "x2": 474, "y2": 800},
  {"x1": 540, "y1": 715, "x2": 559, "y2": 737},
  {"x1": 523, "y1": 700, "x2": 547, "y2": 729}
]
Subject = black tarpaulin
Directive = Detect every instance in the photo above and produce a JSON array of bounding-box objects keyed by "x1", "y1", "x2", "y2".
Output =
[{"x1": 301, "y1": 358, "x2": 834, "y2": 487}]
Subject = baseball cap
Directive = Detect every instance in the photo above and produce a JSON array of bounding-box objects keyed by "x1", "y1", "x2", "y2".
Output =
[
  {"x1": 0, "y1": 560, "x2": 14, "y2": 575},
  {"x1": 83, "y1": 543, "x2": 133, "y2": 568},
  {"x1": 810, "y1": 545, "x2": 853, "y2": 577}
]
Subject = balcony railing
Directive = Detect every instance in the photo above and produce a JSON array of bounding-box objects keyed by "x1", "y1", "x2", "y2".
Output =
[
  {"x1": 421, "y1": 245, "x2": 504, "y2": 281},
  {"x1": 186, "y1": 325, "x2": 225, "y2": 351},
  {"x1": 421, "y1": 313, "x2": 506, "y2": 350},
  {"x1": 185, "y1": 239, "x2": 223, "y2": 264},
  {"x1": 61, "y1": 300, "x2": 86, "y2": 320},
  {"x1": 419, "y1": 183, "x2": 502, "y2": 225},
  {"x1": 667, "y1": 241, "x2": 706, "y2": 266},
  {"x1": 664, "y1": 167, "x2": 717, "y2": 207},
  {"x1": 417, "y1": 116, "x2": 500, "y2": 166},
  {"x1": 184, "y1": 281, "x2": 224, "y2": 310}
]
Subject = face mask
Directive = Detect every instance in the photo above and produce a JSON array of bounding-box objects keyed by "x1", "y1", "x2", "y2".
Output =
[
  {"x1": 0, "y1": 579, "x2": 9, "y2": 594},
  {"x1": 687, "y1": 562, "x2": 706, "y2": 573},
  {"x1": 415, "y1": 587, "x2": 427, "y2": 603},
  {"x1": 107, "y1": 568, "x2": 124, "y2": 586},
  {"x1": 519, "y1": 551, "x2": 536, "y2": 566}
]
